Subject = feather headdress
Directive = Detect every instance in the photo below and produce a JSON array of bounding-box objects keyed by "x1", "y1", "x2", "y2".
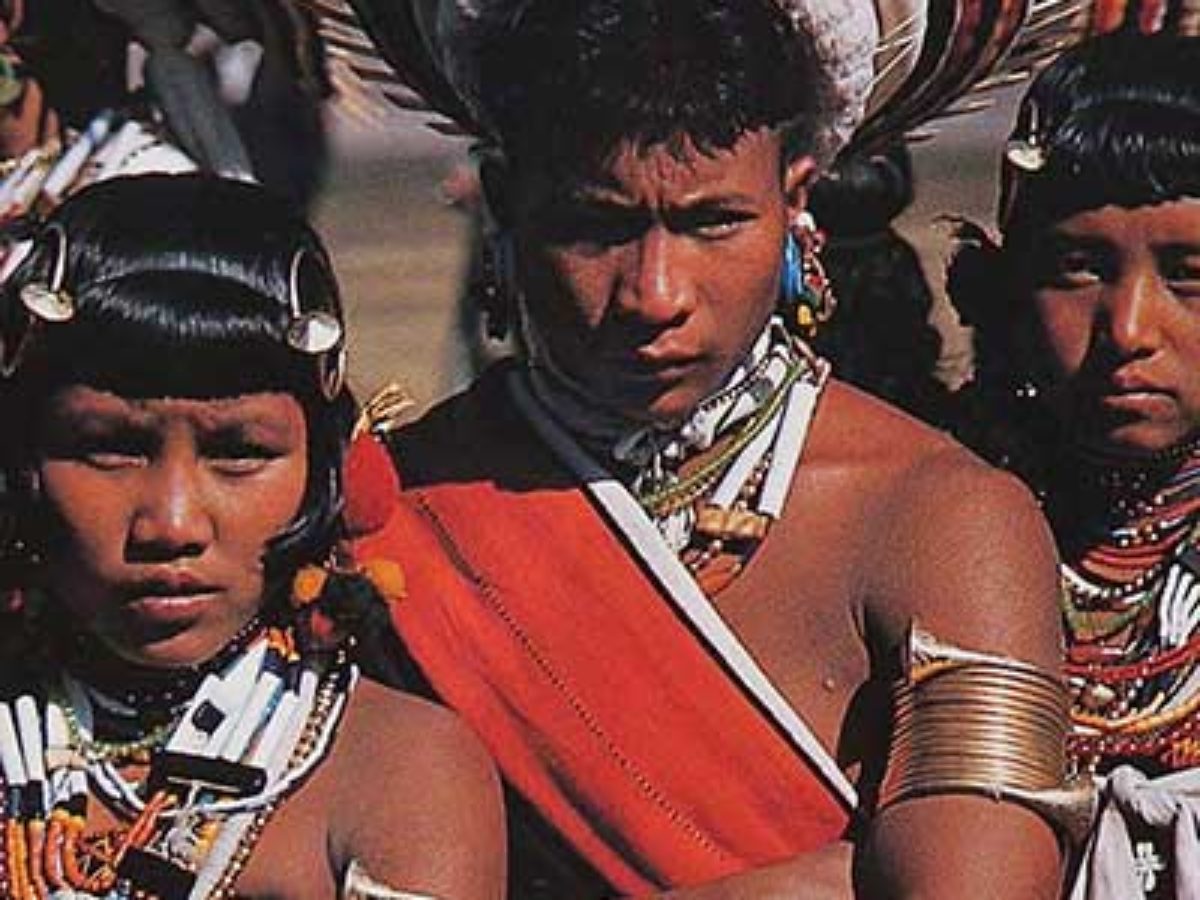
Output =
[{"x1": 308, "y1": 0, "x2": 1200, "y2": 162}]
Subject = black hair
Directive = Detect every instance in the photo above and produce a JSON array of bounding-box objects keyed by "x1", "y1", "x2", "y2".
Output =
[
  {"x1": 808, "y1": 143, "x2": 914, "y2": 237},
  {"x1": 1002, "y1": 30, "x2": 1200, "y2": 237},
  {"x1": 1, "y1": 174, "x2": 353, "y2": 582},
  {"x1": 808, "y1": 145, "x2": 949, "y2": 424},
  {"x1": 471, "y1": 0, "x2": 833, "y2": 170}
]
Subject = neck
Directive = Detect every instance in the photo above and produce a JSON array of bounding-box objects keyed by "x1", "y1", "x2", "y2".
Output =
[
  {"x1": 525, "y1": 318, "x2": 783, "y2": 469},
  {"x1": 45, "y1": 614, "x2": 267, "y2": 729},
  {"x1": 1050, "y1": 435, "x2": 1200, "y2": 558}
]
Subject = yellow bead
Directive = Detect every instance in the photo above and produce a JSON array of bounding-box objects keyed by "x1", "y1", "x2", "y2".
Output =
[
  {"x1": 291, "y1": 566, "x2": 329, "y2": 607},
  {"x1": 362, "y1": 558, "x2": 407, "y2": 603}
]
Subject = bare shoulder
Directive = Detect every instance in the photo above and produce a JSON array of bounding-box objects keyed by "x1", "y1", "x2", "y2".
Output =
[
  {"x1": 339, "y1": 679, "x2": 486, "y2": 758},
  {"x1": 327, "y1": 679, "x2": 505, "y2": 899},
  {"x1": 807, "y1": 379, "x2": 967, "y2": 471},
  {"x1": 811, "y1": 380, "x2": 1039, "y2": 523},
  {"x1": 333, "y1": 678, "x2": 500, "y2": 811},
  {"x1": 812, "y1": 381, "x2": 1060, "y2": 668}
]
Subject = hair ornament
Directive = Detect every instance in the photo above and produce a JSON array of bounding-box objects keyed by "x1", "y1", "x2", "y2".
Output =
[
  {"x1": 1004, "y1": 139, "x2": 1048, "y2": 173},
  {"x1": 19, "y1": 222, "x2": 74, "y2": 323},
  {"x1": 998, "y1": 96, "x2": 1058, "y2": 231},
  {"x1": 1004, "y1": 100, "x2": 1048, "y2": 174},
  {"x1": 1, "y1": 224, "x2": 74, "y2": 377},
  {"x1": 285, "y1": 249, "x2": 344, "y2": 355},
  {"x1": 306, "y1": 0, "x2": 879, "y2": 165},
  {"x1": 283, "y1": 248, "x2": 347, "y2": 401},
  {"x1": 289, "y1": 553, "x2": 406, "y2": 651},
  {"x1": 774, "y1": 0, "x2": 879, "y2": 164},
  {"x1": 286, "y1": 311, "x2": 343, "y2": 356},
  {"x1": 18, "y1": 282, "x2": 74, "y2": 323}
]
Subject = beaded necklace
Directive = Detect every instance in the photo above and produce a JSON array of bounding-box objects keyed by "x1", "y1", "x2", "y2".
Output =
[
  {"x1": 0, "y1": 625, "x2": 356, "y2": 900},
  {"x1": 1059, "y1": 447, "x2": 1200, "y2": 772},
  {"x1": 48, "y1": 616, "x2": 267, "y2": 735},
  {"x1": 526, "y1": 318, "x2": 828, "y2": 596}
]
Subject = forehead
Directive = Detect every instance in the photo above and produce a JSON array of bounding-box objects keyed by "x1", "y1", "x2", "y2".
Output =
[
  {"x1": 1046, "y1": 197, "x2": 1200, "y2": 243},
  {"x1": 524, "y1": 129, "x2": 784, "y2": 205},
  {"x1": 45, "y1": 385, "x2": 307, "y2": 430}
]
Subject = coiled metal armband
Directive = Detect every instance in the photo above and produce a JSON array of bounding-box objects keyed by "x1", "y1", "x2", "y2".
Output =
[{"x1": 878, "y1": 626, "x2": 1096, "y2": 844}]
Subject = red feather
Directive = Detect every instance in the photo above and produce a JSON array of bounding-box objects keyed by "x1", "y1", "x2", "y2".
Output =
[{"x1": 343, "y1": 433, "x2": 401, "y2": 537}]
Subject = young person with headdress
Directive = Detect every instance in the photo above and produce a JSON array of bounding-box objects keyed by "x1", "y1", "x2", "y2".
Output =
[
  {"x1": 0, "y1": 173, "x2": 505, "y2": 900},
  {"x1": 949, "y1": 31, "x2": 1200, "y2": 900},
  {"x1": 338, "y1": 1, "x2": 1091, "y2": 896}
]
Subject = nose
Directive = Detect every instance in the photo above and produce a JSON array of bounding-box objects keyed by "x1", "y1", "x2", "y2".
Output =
[
  {"x1": 128, "y1": 455, "x2": 214, "y2": 561},
  {"x1": 1104, "y1": 268, "x2": 1165, "y2": 358},
  {"x1": 616, "y1": 226, "x2": 695, "y2": 326}
]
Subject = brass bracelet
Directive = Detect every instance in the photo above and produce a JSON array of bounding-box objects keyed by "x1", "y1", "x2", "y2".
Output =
[{"x1": 877, "y1": 625, "x2": 1096, "y2": 845}]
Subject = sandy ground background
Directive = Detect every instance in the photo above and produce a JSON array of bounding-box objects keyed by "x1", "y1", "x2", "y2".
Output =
[{"x1": 313, "y1": 88, "x2": 1022, "y2": 416}]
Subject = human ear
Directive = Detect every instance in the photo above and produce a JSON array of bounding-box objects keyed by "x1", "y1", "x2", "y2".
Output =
[{"x1": 783, "y1": 155, "x2": 820, "y2": 226}]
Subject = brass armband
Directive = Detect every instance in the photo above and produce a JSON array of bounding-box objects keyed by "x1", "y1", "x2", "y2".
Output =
[
  {"x1": 877, "y1": 626, "x2": 1096, "y2": 845},
  {"x1": 342, "y1": 860, "x2": 440, "y2": 900}
]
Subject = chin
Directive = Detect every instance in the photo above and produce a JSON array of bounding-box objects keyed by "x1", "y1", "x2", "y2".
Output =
[
  {"x1": 1082, "y1": 420, "x2": 1195, "y2": 460},
  {"x1": 106, "y1": 627, "x2": 236, "y2": 670},
  {"x1": 621, "y1": 397, "x2": 699, "y2": 428},
  {"x1": 613, "y1": 379, "x2": 715, "y2": 426}
]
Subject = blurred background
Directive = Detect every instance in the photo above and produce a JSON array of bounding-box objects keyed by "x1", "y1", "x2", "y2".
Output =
[{"x1": 315, "y1": 88, "x2": 1022, "y2": 416}]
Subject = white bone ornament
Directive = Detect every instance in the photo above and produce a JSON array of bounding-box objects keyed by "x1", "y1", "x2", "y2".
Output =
[
  {"x1": 287, "y1": 311, "x2": 343, "y2": 356},
  {"x1": 19, "y1": 282, "x2": 75, "y2": 323},
  {"x1": 1005, "y1": 138, "x2": 1049, "y2": 173}
]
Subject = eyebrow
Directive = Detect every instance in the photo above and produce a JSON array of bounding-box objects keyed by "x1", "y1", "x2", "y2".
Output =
[
  {"x1": 566, "y1": 186, "x2": 760, "y2": 212},
  {"x1": 53, "y1": 394, "x2": 296, "y2": 431},
  {"x1": 1041, "y1": 232, "x2": 1110, "y2": 251}
]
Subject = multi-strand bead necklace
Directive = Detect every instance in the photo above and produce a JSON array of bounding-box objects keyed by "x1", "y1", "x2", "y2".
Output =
[
  {"x1": 613, "y1": 325, "x2": 825, "y2": 596},
  {"x1": 0, "y1": 625, "x2": 355, "y2": 900},
  {"x1": 525, "y1": 318, "x2": 827, "y2": 597},
  {"x1": 1059, "y1": 446, "x2": 1200, "y2": 770}
]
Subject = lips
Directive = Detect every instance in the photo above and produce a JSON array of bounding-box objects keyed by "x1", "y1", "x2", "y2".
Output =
[
  {"x1": 122, "y1": 572, "x2": 222, "y2": 622},
  {"x1": 1107, "y1": 369, "x2": 1171, "y2": 396},
  {"x1": 1092, "y1": 372, "x2": 1177, "y2": 420}
]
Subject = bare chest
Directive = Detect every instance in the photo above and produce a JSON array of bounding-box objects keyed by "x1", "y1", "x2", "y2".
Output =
[
  {"x1": 226, "y1": 787, "x2": 338, "y2": 900},
  {"x1": 705, "y1": 501, "x2": 879, "y2": 771},
  {"x1": 79, "y1": 770, "x2": 337, "y2": 900}
]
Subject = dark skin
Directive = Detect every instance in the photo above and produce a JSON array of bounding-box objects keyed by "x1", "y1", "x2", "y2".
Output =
[
  {"x1": 491, "y1": 128, "x2": 1064, "y2": 898},
  {"x1": 35, "y1": 385, "x2": 506, "y2": 899}
]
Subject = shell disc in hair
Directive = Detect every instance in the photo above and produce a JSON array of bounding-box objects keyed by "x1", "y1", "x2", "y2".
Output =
[
  {"x1": 287, "y1": 311, "x2": 344, "y2": 356},
  {"x1": 19, "y1": 283, "x2": 75, "y2": 323},
  {"x1": 1004, "y1": 138, "x2": 1048, "y2": 172}
]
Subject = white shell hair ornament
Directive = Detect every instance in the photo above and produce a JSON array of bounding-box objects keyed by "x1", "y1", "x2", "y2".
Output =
[
  {"x1": 1, "y1": 224, "x2": 75, "y2": 378},
  {"x1": 284, "y1": 248, "x2": 347, "y2": 401},
  {"x1": 305, "y1": 0, "x2": 1200, "y2": 167},
  {"x1": 18, "y1": 224, "x2": 75, "y2": 324},
  {"x1": 1003, "y1": 99, "x2": 1049, "y2": 174}
]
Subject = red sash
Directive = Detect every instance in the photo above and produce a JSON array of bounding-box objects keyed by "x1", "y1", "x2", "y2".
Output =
[{"x1": 353, "y1": 374, "x2": 851, "y2": 894}]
